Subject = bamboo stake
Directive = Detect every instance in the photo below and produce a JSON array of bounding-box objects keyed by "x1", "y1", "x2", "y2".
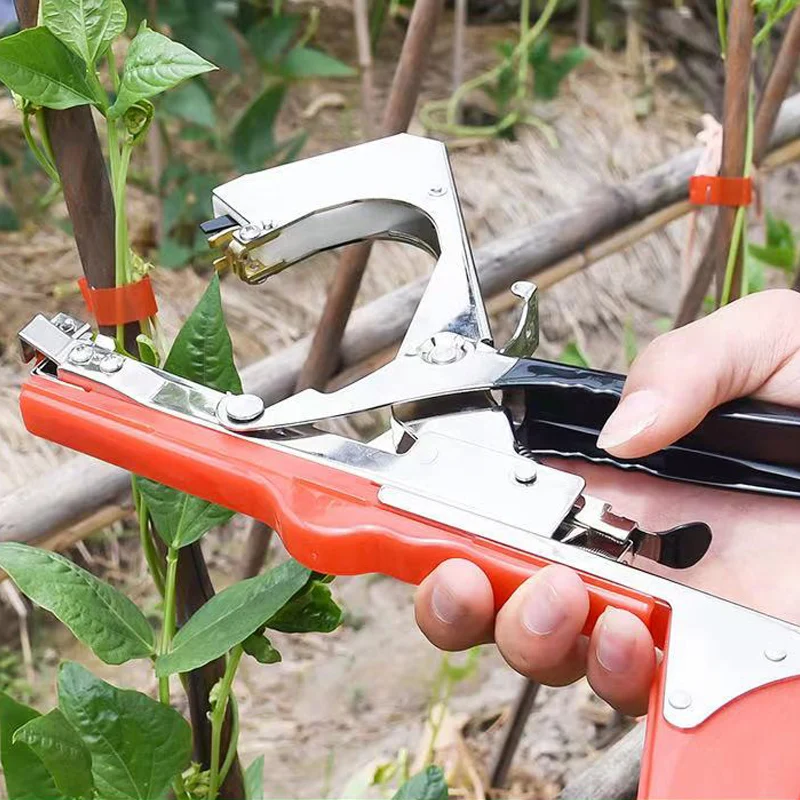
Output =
[{"x1": 353, "y1": 0, "x2": 375, "y2": 137}]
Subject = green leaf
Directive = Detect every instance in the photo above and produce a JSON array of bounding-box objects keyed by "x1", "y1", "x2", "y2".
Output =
[
  {"x1": 41, "y1": 0, "x2": 127, "y2": 66},
  {"x1": 281, "y1": 46, "x2": 356, "y2": 79},
  {"x1": 163, "y1": 272, "x2": 242, "y2": 392},
  {"x1": 267, "y1": 579, "x2": 342, "y2": 634},
  {"x1": 157, "y1": 237, "x2": 194, "y2": 269},
  {"x1": 0, "y1": 27, "x2": 104, "y2": 110},
  {"x1": 244, "y1": 755, "x2": 265, "y2": 800},
  {"x1": 392, "y1": 766, "x2": 448, "y2": 800},
  {"x1": 14, "y1": 710, "x2": 94, "y2": 800},
  {"x1": 58, "y1": 662, "x2": 191, "y2": 800},
  {"x1": 136, "y1": 333, "x2": 160, "y2": 366},
  {"x1": 529, "y1": 33, "x2": 588, "y2": 100},
  {"x1": 142, "y1": 273, "x2": 240, "y2": 548},
  {"x1": 156, "y1": 559, "x2": 311, "y2": 676},
  {"x1": 0, "y1": 203, "x2": 19, "y2": 231},
  {"x1": 0, "y1": 543, "x2": 154, "y2": 665},
  {"x1": 160, "y1": 79, "x2": 216, "y2": 128},
  {"x1": 110, "y1": 24, "x2": 216, "y2": 118},
  {"x1": 247, "y1": 14, "x2": 301, "y2": 64},
  {"x1": 137, "y1": 478, "x2": 234, "y2": 548},
  {"x1": 242, "y1": 632, "x2": 281, "y2": 664},
  {"x1": 230, "y1": 84, "x2": 286, "y2": 171},
  {"x1": 557, "y1": 340, "x2": 590, "y2": 368},
  {"x1": 0, "y1": 693, "x2": 62, "y2": 800},
  {"x1": 172, "y1": 9, "x2": 241, "y2": 72}
]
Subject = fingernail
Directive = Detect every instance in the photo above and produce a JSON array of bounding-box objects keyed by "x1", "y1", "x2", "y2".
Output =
[
  {"x1": 597, "y1": 390, "x2": 662, "y2": 451},
  {"x1": 431, "y1": 583, "x2": 463, "y2": 625},
  {"x1": 522, "y1": 574, "x2": 566, "y2": 635},
  {"x1": 596, "y1": 609, "x2": 636, "y2": 673}
]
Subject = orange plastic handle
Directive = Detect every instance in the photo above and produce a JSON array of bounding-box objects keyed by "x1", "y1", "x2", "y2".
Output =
[
  {"x1": 643, "y1": 656, "x2": 800, "y2": 798},
  {"x1": 19, "y1": 373, "x2": 800, "y2": 798}
]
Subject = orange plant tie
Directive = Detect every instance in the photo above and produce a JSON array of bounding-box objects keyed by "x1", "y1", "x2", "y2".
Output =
[
  {"x1": 689, "y1": 176, "x2": 753, "y2": 207},
  {"x1": 78, "y1": 276, "x2": 158, "y2": 326}
]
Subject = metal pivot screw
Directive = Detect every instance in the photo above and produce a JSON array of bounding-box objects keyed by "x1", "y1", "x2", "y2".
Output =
[
  {"x1": 419, "y1": 332, "x2": 469, "y2": 365},
  {"x1": 226, "y1": 394, "x2": 265, "y2": 423},
  {"x1": 668, "y1": 691, "x2": 692, "y2": 710},
  {"x1": 239, "y1": 222, "x2": 273, "y2": 242},
  {"x1": 764, "y1": 647, "x2": 787, "y2": 663},
  {"x1": 58, "y1": 317, "x2": 77, "y2": 334},
  {"x1": 68, "y1": 344, "x2": 93, "y2": 365},
  {"x1": 99, "y1": 353, "x2": 124, "y2": 374},
  {"x1": 428, "y1": 186, "x2": 447, "y2": 197},
  {"x1": 513, "y1": 462, "x2": 537, "y2": 485}
]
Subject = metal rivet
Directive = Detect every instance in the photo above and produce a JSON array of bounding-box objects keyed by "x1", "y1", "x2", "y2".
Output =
[
  {"x1": 226, "y1": 394, "x2": 265, "y2": 423},
  {"x1": 68, "y1": 344, "x2": 93, "y2": 365},
  {"x1": 419, "y1": 333, "x2": 468, "y2": 366},
  {"x1": 99, "y1": 354, "x2": 124, "y2": 374},
  {"x1": 765, "y1": 647, "x2": 787, "y2": 663},
  {"x1": 415, "y1": 443, "x2": 439, "y2": 465},
  {"x1": 513, "y1": 462, "x2": 537, "y2": 485},
  {"x1": 58, "y1": 317, "x2": 77, "y2": 333},
  {"x1": 239, "y1": 222, "x2": 272, "y2": 242},
  {"x1": 668, "y1": 691, "x2": 692, "y2": 710},
  {"x1": 428, "y1": 186, "x2": 447, "y2": 197}
]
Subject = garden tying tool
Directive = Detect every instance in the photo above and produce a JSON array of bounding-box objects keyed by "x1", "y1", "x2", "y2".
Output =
[{"x1": 17, "y1": 134, "x2": 800, "y2": 799}]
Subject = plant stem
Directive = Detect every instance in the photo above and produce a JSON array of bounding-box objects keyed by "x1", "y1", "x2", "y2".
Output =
[
  {"x1": 134, "y1": 481, "x2": 166, "y2": 596},
  {"x1": 516, "y1": 0, "x2": 532, "y2": 107},
  {"x1": 207, "y1": 646, "x2": 244, "y2": 800},
  {"x1": 436, "y1": 0, "x2": 560, "y2": 137},
  {"x1": 721, "y1": 80, "x2": 755, "y2": 306},
  {"x1": 158, "y1": 546, "x2": 180, "y2": 706},
  {"x1": 217, "y1": 696, "x2": 240, "y2": 788},
  {"x1": 716, "y1": 0, "x2": 727, "y2": 53},
  {"x1": 21, "y1": 113, "x2": 60, "y2": 183},
  {"x1": 273, "y1": 0, "x2": 282, "y2": 16}
]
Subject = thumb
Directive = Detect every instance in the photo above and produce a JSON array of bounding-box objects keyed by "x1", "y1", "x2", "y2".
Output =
[{"x1": 597, "y1": 289, "x2": 800, "y2": 459}]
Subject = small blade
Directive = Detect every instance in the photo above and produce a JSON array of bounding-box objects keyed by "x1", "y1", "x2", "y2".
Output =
[{"x1": 632, "y1": 522, "x2": 712, "y2": 569}]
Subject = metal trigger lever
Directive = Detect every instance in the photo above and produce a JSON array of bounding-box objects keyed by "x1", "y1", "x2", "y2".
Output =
[{"x1": 556, "y1": 495, "x2": 712, "y2": 570}]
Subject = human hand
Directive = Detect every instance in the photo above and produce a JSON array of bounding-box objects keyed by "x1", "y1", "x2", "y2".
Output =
[{"x1": 414, "y1": 289, "x2": 800, "y2": 715}]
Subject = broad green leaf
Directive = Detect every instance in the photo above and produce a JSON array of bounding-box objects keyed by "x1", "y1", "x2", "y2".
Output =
[
  {"x1": 14, "y1": 710, "x2": 93, "y2": 800},
  {"x1": 749, "y1": 243, "x2": 795, "y2": 269},
  {"x1": 392, "y1": 766, "x2": 448, "y2": 800},
  {"x1": 142, "y1": 273, "x2": 240, "y2": 548},
  {"x1": 281, "y1": 46, "x2": 356, "y2": 79},
  {"x1": 242, "y1": 632, "x2": 282, "y2": 664},
  {"x1": 156, "y1": 237, "x2": 194, "y2": 269},
  {"x1": 156, "y1": 559, "x2": 311, "y2": 676},
  {"x1": 267, "y1": 579, "x2": 342, "y2": 633},
  {"x1": 58, "y1": 663, "x2": 191, "y2": 800},
  {"x1": 137, "y1": 478, "x2": 234, "y2": 548},
  {"x1": 0, "y1": 693, "x2": 62, "y2": 800},
  {"x1": 247, "y1": 14, "x2": 302, "y2": 64},
  {"x1": 41, "y1": 0, "x2": 126, "y2": 66},
  {"x1": 0, "y1": 543, "x2": 154, "y2": 665},
  {"x1": 230, "y1": 84, "x2": 286, "y2": 171},
  {"x1": 110, "y1": 24, "x2": 215, "y2": 118},
  {"x1": 244, "y1": 755, "x2": 265, "y2": 800},
  {"x1": 557, "y1": 340, "x2": 590, "y2": 368},
  {"x1": 164, "y1": 272, "x2": 242, "y2": 392},
  {"x1": 0, "y1": 27, "x2": 104, "y2": 110},
  {"x1": 160, "y1": 79, "x2": 216, "y2": 128}
]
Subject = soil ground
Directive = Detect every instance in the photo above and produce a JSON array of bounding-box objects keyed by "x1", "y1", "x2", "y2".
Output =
[{"x1": 0, "y1": 5, "x2": 798, "y2": 799}]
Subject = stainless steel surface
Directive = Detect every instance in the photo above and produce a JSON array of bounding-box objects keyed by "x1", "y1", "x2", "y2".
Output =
[
  {"x1": 500, "y1": 281, "x2": 540, "y2": 358},
  {"x1": 69, "y1": 344, "x2": 94, "y2": 365},
  {"x1": 99, "y1": 353, "x2": 124, "y2": 374},
  {"x1": 514, "y1": 462, "x2": 538, "y2": 485},
  {"x1": 211, "y1": 134, "x2": 491, "y2": 356},
  {"x1": 418, "y1": 332, "x2": 471, "y2": 365},
  {"x1": 223, "y1": 393, "x2": 266, "y2": 423},
  {"x1": 219, "y1": 341, "x2": 517, "y2": 433}
]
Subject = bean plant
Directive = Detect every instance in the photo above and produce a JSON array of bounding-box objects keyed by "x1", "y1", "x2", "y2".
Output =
[{"x1": 0, "y1": 2, "x2": 441, "y2": 798}]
